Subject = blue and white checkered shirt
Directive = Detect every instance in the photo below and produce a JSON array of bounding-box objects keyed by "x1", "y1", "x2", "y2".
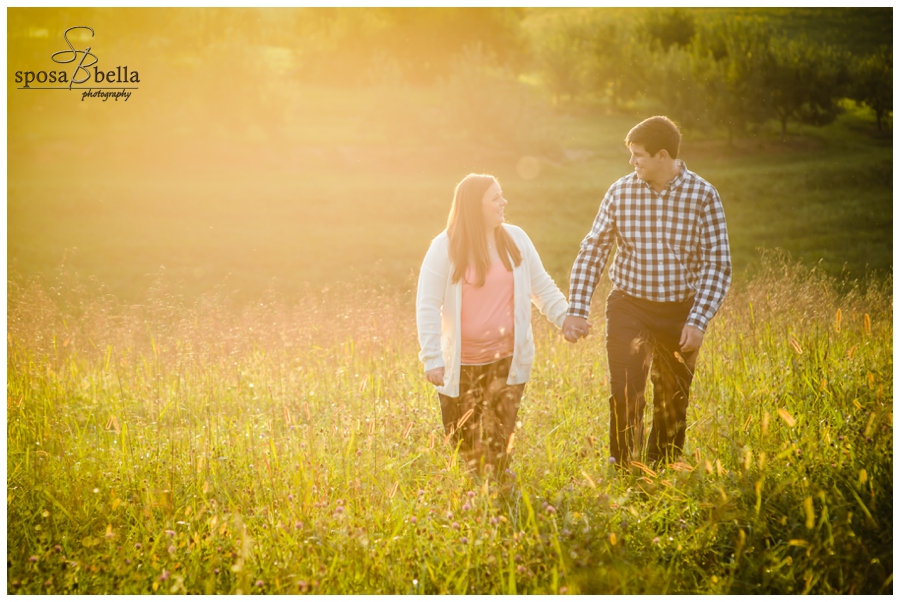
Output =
[{"x1": 567, "y1": 162, "x2": 731, "y2": 331}]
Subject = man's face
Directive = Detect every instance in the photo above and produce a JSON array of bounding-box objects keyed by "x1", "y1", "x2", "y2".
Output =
[{"x1": 628, "y1": 143, "x2": 665, "y2": 183}]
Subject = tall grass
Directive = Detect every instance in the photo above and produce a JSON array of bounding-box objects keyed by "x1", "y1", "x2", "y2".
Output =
[{"x1": 6, "y1": 253, "x2": 892, "y2": 594}]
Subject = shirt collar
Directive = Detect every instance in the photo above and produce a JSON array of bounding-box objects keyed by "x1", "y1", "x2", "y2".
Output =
[
  {"x1": 665, "y1": 160, "x2": 687, "y2": 190},
  {"x1": 636, "y1": 160, "x2": 687, "y2": 192}
]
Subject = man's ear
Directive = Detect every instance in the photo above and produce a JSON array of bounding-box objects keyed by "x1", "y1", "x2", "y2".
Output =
[{"x1": 655, "y1": 149, "x2": 671, "y2": 160}]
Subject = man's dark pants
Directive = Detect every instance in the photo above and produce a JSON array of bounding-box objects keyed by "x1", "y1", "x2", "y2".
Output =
[{"x1": 605, "y1": 289, "x2": 698, "y2": 466}]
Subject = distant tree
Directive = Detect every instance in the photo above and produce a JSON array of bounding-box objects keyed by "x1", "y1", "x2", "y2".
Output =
[
  {"x1": 439, "y1": 43, "x2": 542, "y2": 149},
  {"x1": 525, "y1": 11, "x2": 592, "y2": 106},
  {"x1": 583, "y1": 14, "x2": 650, "y2": 111},
  {"x1": 643, "y1": 43, "x2": 724, "y2": 133},
  {"x1": 762, "y1": 36, "x2": 851, "y2": 139},
  {"x1": 707, "y1": 17, "x2": 774, "y2": 143},
  {"x1": 288, "y1": 8, "x2": 527, "y2": 86},
  {"x1": 640, "y1": 8, "x2": 696, "y2": 51},
  {"x1": 373, "y1": 8, "x2": 527, "y2": 84},
  {"x1": 851, "y1": 46, "x2": 893, "y2": 131}
]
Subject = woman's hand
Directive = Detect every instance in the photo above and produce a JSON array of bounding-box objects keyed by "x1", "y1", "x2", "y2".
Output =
[{"x1": 425, "y1": 367, "x2": 445, "y2": 386}]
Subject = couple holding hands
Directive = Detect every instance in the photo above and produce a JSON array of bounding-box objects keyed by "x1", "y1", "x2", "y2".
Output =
[{"x1": 416, "y1": 116, "x2": 732, "y2": 477}]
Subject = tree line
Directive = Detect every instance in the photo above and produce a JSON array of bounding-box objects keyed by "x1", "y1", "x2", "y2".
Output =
[
  {"x1": 9, "y1": 8, "x2": 892, "y2": 144},
  {"x1": 524, "y1": 9, "x2": 892, "y2": 139},
  {"x1": 254, "y1": 7, "x2": 891, "y2": 141}
]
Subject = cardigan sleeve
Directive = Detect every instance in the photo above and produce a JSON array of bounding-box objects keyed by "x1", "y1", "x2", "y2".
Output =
[
  {"x1": 515, "y1": 227, "x2": 568, "y2": 329},
  {"x1": 416, "y1": 234, "x2": 450, "y2": 372}
]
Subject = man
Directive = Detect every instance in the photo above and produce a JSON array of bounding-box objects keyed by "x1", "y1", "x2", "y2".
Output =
[{"x1": 563, "y1": 116, "x2": 731, "y2": 468}]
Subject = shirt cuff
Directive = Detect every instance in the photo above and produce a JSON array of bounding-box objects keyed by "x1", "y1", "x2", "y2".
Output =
[
  {"x1": 685, "y1": 315, "x2": 708, "y2": 332},
  {"x1": 423, "y1": 357, "x2": 445, "y2": 372},
  {"x1": 566, "y1": 305, "x2": 590, "y2": 319}
]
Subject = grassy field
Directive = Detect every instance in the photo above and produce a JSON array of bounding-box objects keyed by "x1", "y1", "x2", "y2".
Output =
[{"x1": 6, "y1": 252, "x2": 893, "y2": 594}]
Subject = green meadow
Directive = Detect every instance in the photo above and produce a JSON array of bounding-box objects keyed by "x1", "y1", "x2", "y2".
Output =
[
  {"x1": 6, "y1": 249, "x2": 893, "y2": 594},
  {"x1": 7, "y1": 7, "x2": 893, "y2": 595},
  {"x1": 8, "y1": 97, "x2": 892, "y2": 300}
]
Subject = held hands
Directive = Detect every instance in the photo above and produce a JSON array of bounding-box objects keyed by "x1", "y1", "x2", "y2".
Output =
[
  {"x1": 425, "y1": 367, "x2": 445, "y2": 386},
  {"x1": 679, "y1": 324, "x2": 704, "y2": 353},
  {"x1": 563, "y1": 315, "x2": 592, "y2": 343}
]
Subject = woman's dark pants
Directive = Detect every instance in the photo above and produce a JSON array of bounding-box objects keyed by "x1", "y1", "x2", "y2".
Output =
[{"x1": 438, "y1": 356, "x2": 524, "y2": 476}]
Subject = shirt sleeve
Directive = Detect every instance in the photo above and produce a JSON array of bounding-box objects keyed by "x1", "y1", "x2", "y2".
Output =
[
  {"x1": 416, "y1": 235, "x2": 449, "y2": 371},
  {"x1": 687, "y1": 189, "x2": 732, "y2": 331},
  {"x1": 567, "y1": 186, "x2": 617, "y2": 318}
]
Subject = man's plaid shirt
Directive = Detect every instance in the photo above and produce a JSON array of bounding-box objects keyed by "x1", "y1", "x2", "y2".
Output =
[{"x1": 568, "y1": 162, "x2": 731, "y2": 331}]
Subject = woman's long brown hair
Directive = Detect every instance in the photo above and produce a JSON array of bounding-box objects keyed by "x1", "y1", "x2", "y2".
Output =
[{"x1": 446, "y1": 174, "x2": 522, "y2": 286}]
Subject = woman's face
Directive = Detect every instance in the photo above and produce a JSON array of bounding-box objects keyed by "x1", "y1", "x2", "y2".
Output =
[{"x1": 481, "y1": 181, "x2": 507, "y2": 231}]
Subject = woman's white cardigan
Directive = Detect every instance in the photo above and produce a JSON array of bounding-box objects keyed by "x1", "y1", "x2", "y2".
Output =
[{"x1": 416, "y1": 224, "x2": 568, "y2": 398}]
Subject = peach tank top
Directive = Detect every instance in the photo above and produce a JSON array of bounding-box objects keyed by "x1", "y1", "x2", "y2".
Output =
[{"x1": 460, "y1": 260, "x2": 515, "y2": 365}]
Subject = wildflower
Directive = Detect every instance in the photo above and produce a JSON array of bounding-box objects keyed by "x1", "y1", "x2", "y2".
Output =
[
  {"x1": 462, "y1": 503, "x2": 471, "y2": 512},
  {"x1": 134, "y1": 543, "x2": 142, "y2": 550},
  {"x1": 335, "y1": 506, "x2": 344, "y2": 514},
  {"x1": 168, "y1": 545, "x2": 176, "y2": 554},
  {"x1": 446, "y1": 511, "x2": 454, "y2": 520},
  {"x1": 413, "y1": 579, "x2": 419, "y2": 588},
  {"x1": 517, "y1": 565, "x2": 526, "y2": 574},
  {"x1": 298, "y1": 580, "x2": 308, "y2": 592},
  {"x1": 451, "y1": 522, "x2": 460, "y2": 530},
  {"x1": 560, "y1": 587, "x2": 569, "y2": 594},
  {"x1": 490, "y1": 517, "x2": 499, "y2": 526},
  {"x1": 165, "y1": 529, "x2": 176, "y2": 537},
  {"x1": 418, "y1": 490, "x2": 425, "y2": 497},
  {"x1": 460, "y1": 537, "x2": 469, "y2": 544},
  {"x1": 652, "y1": 537, "x2": 660, "y2": 544},
  {"x1": 159, "y1": 570, "x2": 170, "y2": 582},
  {"x1": 54, "y1": 545, "x2": 62, "y2": 553},
  {"x1": 295, "y1": 521, "x2": 303, "y2": 530},
  {"x1": 287, "y1": 494, "x2": 294, "y2": 502},
  {"x1": 409, "y1": 516, "x2": 417, "y2": 524},
  {"x1": 29, "y1": 556, "x2": 38, "y2": 563},
  {"x1": 255, "y1": 580, "x2": 264, "y2": 588},
  {"x1": 546, "y1": 505, "x2": 557, "y2": 515},
  {"x1": 467, "y1": 490, "x2": 475, "y2": 499}
]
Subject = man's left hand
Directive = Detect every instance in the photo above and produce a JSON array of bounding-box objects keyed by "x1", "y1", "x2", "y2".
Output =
[{"x1": 679, "y1": 325, "x2": 704, "y2": 353}]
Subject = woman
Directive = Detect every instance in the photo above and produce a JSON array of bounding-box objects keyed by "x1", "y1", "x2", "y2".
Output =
[{"x1": 416, "y1": 173, "x2": 585, "y2": 477}]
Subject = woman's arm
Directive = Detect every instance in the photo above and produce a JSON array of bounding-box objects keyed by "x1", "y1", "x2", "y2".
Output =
[
  {"x1": 416, "y1": 234, "x2": 450, "y2": 372},
  {"x1": 517, "y1": 228, "x2": 568, "y2": 329}
]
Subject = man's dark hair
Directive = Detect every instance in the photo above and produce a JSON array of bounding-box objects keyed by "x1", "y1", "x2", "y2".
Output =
[{"x1": 625, "y1": 116, "x2": 681, "y2": 159}]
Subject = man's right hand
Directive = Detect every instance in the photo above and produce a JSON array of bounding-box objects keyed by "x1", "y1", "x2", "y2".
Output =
[
  {"x1": 563, "y1": 315, "x2": 591, "y2": 343},
  {"x1": 425, "y1": 367, "x2": 445, "y2": 386}
]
